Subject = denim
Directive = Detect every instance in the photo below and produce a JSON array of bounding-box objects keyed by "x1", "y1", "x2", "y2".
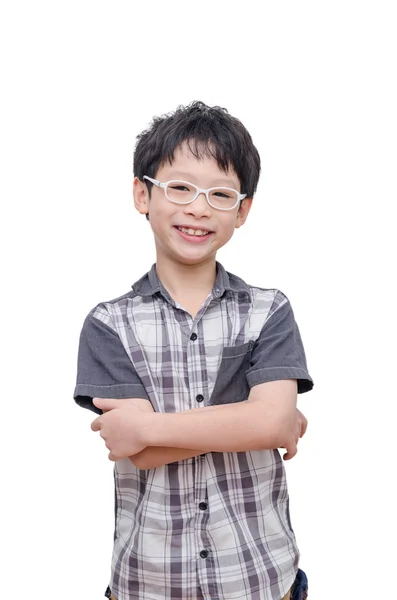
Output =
[{"x1": 291, "y1": 569, "x2": 309, "y2": 600}]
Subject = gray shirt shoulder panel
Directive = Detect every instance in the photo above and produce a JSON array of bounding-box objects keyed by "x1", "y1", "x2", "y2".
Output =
[
  {"x1": 246, "y1": 290, "x2": 314, "y2": 393},
  {"x1": 74, "y1": 311, "x2": 149, "y2": 414}
]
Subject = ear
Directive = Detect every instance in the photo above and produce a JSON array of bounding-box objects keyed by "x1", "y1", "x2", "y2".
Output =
[
  {"x1": 235, "y1": 197, "x2": 253, "y2": 229},
  {"x1": 133, "y1": 177, "x2": 150, "y2": 215}
]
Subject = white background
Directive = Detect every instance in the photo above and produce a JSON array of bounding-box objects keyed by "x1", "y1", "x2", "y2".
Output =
[{"x1": 1, "y1": 1, "x2": 396, "y2": 599}]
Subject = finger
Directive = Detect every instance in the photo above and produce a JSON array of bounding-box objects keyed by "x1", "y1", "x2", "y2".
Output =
[
  {"x1": 283, "y1": 441, "x2": 297, "y2": 461},
  {"x1": 99, "y1": 432, "x2": 109, "y2": 445},
  {"x1": 93, "y1": 397, "x2": 120, "y2": 412},
  {"x1": 91, "y1": 417, "x2": 102, "y2": 432},
  {"x1": 126, "y1": 398, "x2": 155, "y2": 413},
  {"x1": 283, "y1": 448, "x2": 298, "y2": 461}
]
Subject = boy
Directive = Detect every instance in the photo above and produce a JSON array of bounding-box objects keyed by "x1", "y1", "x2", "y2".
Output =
[{"x1": 74, "y1": 101, "x2": 314, "y2": 600}]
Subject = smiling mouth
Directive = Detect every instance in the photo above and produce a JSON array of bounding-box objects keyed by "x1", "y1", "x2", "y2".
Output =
[{"x1": 175, "y1": 226, "x2": 213, "y2": 237}]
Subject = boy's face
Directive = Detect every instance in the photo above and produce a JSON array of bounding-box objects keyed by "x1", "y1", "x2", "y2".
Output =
[{"x1": 134, "y1": 144, "x2": 253, "y2": 267}]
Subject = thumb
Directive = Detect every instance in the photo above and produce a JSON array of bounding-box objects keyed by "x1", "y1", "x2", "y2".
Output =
[{"x1": 93, "y1": 397, "x2": 120, "y2": 411}]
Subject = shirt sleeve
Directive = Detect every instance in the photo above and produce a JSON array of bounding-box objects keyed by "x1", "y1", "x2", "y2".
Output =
[
  {"x1": 246, "y1": 293, "x2": 314, "y2": 394},
  {"x1": 73, "y1": 311, "x2": 150, "y2": 414}
]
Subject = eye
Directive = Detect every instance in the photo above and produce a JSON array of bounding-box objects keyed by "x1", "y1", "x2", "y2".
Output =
[
  {"x1": 170, "y1": 185, "x2": 190, "y2": 192},
  {"x1": 213, "y1": 191, "x2": 232, "y2": 198}
]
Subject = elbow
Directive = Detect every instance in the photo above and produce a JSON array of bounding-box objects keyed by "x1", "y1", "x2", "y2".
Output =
[
  {"x1": 271, "y1": 428, "x2": 288, "y2": 450},
  {"x1": 129, "y1": 455, "x2": 151, "y2": 470},
  {"x1": 261, "y1": 417, "x2": 295, "y2": 450},
  {"x1": 277, "y1": 416, "x2": 297, "y2": 448}
]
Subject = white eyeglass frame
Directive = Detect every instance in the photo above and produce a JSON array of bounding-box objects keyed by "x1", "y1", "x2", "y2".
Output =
[{"x1": 143, "y1": 175, "x2": 247, "y2": 211}]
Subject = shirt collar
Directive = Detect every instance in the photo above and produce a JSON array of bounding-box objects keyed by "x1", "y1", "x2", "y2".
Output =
[{"x1": 132, "y1": 262, "x2": 250, "y2": 298}]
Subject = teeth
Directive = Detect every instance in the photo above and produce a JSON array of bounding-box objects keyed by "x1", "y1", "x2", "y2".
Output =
[{"x1": 178, "y1": 227, "x2": 209, "y2": 236}]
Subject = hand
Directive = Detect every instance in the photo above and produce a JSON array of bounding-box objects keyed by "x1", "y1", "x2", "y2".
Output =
[
  {"x1": 91, "y1": 398, "x2": 151, "y2": 461},
  {"x1": 282, "y1": 408, "x2": 308, "y2": 461},
  {"x1": 101, "y1": 397, "x2": 154, "y2": 414},
  {"x1": 123, "y1": 398, "x2": 155, "y2": 414}
]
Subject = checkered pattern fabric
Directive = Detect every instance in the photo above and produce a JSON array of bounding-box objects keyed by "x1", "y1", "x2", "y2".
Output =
[{"x1": 74, "y1": 263, "x2": 313, "y2": 600}]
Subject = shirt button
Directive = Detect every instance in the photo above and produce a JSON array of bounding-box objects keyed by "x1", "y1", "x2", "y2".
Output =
[
  {"x1": 199, "y1": 502, "x2": 208, "y2": 510},
  {"x1": 190, "y1": 333, "x2": 198, "y2": 341},
  {"x1": 199, "y1": 550, "x2": 208, "y2": 559},
  {"x1": 196, "y1": 394, "x2": 204, "y2": 402}
]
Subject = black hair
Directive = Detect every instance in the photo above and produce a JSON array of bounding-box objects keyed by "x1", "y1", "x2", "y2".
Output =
[{"x1": 133, "y1": 101, "x2": 261, "y2": 220}]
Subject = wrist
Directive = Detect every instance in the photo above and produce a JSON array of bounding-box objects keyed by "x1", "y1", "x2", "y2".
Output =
[{"x1": 142, "y1": 412, "x2": 161, "y2": 447}]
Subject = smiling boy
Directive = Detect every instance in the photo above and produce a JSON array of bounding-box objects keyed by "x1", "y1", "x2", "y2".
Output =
[{"x1": 74, "y1": 101, "x2": 313, "y2": 600}]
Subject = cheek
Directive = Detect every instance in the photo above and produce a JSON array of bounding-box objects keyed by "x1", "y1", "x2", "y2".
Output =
[
  {"x1": 148, "y1": 204, "x2": 175, "y2": 236},
  {"x1": 148, "y1": 198, "x2": 164, "y2": 220},
  {"x1": 219, "y1": 216, "x2": 239, "y2": 238},
  {"x1": 149, "y1": 217, "x2": 166, "y2": 240}
]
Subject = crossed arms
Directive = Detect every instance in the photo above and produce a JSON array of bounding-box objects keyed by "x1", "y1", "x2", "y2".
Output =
[{"x1": 91, "y1": 379, "x2": 308, "y2": 469}]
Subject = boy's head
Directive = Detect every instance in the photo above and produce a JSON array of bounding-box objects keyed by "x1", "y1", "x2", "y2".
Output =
[
  {"x1": 134, "y1": 101, "x2": 260, "y2": 202},
  {"x1": 133, "y1": 101, "x2": 261, "y2": 266}
]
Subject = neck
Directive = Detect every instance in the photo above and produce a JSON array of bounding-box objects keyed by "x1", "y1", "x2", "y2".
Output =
[{"x1": 155, "y1": 256, "x2": 217, "y2": 300}]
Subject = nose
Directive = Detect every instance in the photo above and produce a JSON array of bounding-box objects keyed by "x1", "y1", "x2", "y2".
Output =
[{"x1": 183, "y1": 191, "x2": 211, "y2": 218}]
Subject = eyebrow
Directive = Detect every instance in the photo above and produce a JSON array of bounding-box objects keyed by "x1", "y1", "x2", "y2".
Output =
[{"x1": 167, "y1": 172, "x2": 240, "y2": 189}]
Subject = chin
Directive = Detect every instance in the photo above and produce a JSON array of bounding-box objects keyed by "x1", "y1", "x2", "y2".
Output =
[
  {"x1": 174, "y1": 250, "x2": 217, "y2": 266},
  {"x1": 178, "y1": 255, "x2": 213, "y2": 266}
]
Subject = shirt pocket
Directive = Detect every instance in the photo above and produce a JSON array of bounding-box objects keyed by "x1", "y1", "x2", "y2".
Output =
[{"x1": 209, "y1": 340, "x2": 254, "y2": 405}]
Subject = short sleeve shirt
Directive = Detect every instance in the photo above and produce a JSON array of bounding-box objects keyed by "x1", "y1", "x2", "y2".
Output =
[{"x1": 74, "y1": 262, "x2": 314, "y2": 600}]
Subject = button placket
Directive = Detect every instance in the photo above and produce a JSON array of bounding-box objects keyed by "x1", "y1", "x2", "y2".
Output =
[
  {"x1": 186, "y1": 321, "x2": 208, "y2": 410},
  {"x1": 194, "y1": 437, "x2": 210, "y2": 571}
]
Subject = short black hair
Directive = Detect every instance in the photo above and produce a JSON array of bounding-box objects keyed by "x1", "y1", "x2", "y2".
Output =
[{"x1": 133, "y1": 101, "x2": 261, "y2": 201}]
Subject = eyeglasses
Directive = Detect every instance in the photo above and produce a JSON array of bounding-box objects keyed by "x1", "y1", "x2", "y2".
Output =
[{"x1": 143, "y1": 176, "x2": 246, "y2": 211}]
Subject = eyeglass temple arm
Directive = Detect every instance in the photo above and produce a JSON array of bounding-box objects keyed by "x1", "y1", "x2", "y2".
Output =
[{"x1": 143, "y1": 175, "x2": 161, "y2": 186}]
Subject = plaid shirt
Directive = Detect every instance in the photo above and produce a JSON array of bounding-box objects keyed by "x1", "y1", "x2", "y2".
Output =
[{"x1": 74, "y1": 263, "x2": 313, "y2": 600}]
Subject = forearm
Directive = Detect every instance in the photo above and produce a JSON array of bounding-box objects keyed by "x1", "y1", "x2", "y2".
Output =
[
  {"x1": 129, "y1": 446, "x2": 209, "y2": 470},
  {"x1": 130, "y1": 403, "x2": 237, "y2": 467},
  {"x1": 128, "y1": 398, "x2": 218, "y2": 468},
  {"x1": 144, "y1": 399, "x2": 292, "y2": 453}
]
